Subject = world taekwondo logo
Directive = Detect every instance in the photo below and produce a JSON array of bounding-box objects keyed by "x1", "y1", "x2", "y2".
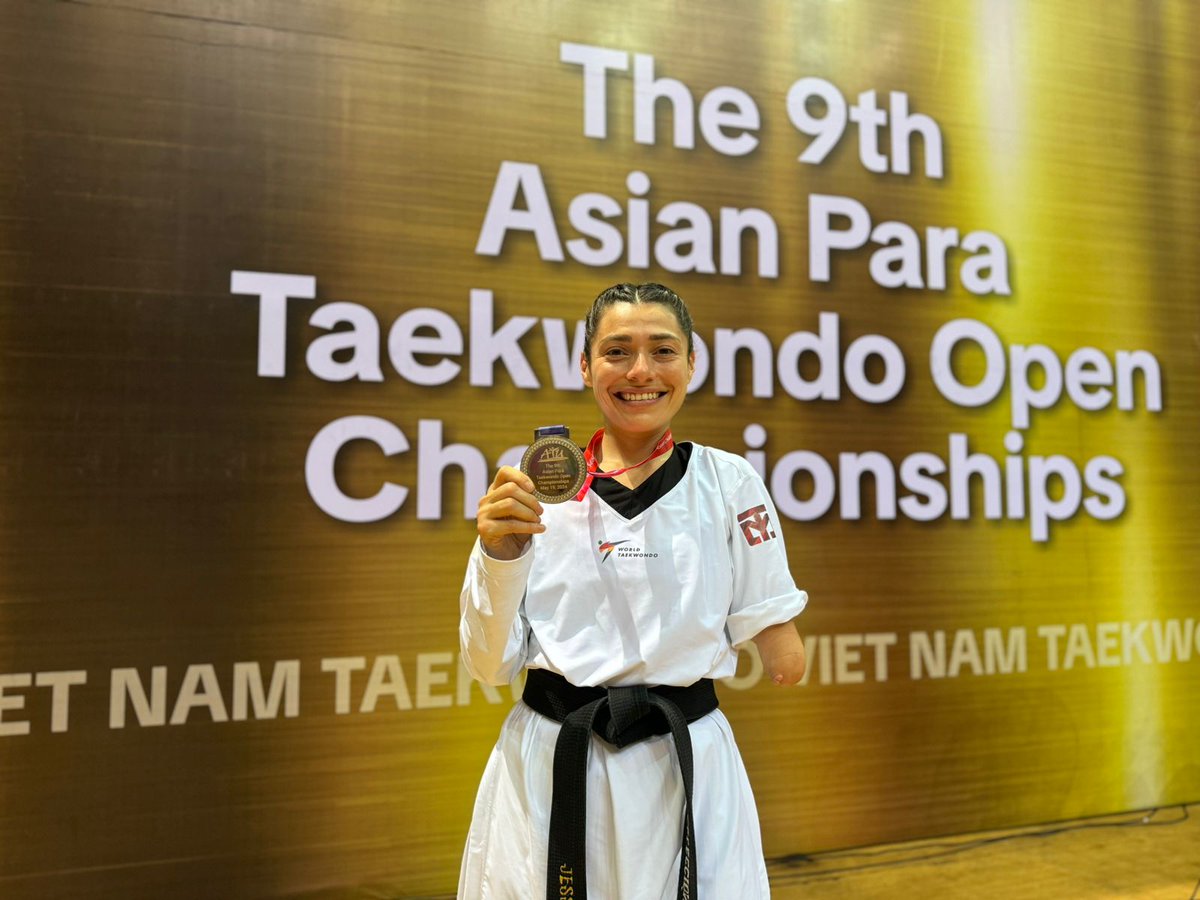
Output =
[
  {"x1": 597, "y1": 539, "x2": 630, "y2": 562},
  {"x1": 596, "y1": 538, "x2": 659, "y2": 562}
]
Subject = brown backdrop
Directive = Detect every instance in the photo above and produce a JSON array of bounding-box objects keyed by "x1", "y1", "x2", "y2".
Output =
[{"x1": 1, "y1": 1, "x2": 1197, "y2": 897}]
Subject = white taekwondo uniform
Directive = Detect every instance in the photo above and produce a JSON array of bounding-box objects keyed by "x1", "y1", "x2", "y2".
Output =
[{"x1": 458, "y1": 443, "x2": 807, "y2": 900}]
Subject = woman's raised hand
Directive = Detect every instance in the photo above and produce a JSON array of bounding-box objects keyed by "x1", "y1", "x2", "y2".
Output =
[{"x1": 477, "y1": 466, "x2": 546, "y2": 560}]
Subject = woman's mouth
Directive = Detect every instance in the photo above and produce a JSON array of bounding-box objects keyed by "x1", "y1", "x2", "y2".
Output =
[{"x1": 617, "y1": 391, "x2": 666, "y2": 403}]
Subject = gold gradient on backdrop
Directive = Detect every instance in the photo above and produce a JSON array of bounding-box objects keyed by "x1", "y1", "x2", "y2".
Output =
[
  {"x1": 0, "y1": 1, "x2": 1197, "y2": 897},
  {"x1": 963, "y1": 0, "x2": 1200, "y2": 813}
]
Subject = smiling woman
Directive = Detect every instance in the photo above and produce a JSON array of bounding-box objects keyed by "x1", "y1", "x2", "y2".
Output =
[
  {"x1": 458, "y1": 283, "x2": 809, "y2": 900},
  {"x1": 580, "y1": 283, "x2": 695, "y2": 479}
]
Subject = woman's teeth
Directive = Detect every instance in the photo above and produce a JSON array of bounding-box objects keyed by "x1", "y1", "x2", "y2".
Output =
[{"x1": 620, "y1": 392, "x2": 662, "y2": 401}]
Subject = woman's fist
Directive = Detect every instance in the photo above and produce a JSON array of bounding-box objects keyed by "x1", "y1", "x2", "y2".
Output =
[{"x1": 477, "y1": 466, "x2": 546, "y2": 560}]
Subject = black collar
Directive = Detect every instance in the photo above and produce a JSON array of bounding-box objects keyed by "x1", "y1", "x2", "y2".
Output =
[{"x1": 591, "y1": 442, "x2": 693, "y2": 519}]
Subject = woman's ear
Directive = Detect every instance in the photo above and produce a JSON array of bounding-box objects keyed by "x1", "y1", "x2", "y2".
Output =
[{"x1": 580, "y1": 352, "x2": 592, "y2": 388}]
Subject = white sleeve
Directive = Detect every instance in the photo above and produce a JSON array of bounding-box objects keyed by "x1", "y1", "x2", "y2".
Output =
[
  {"x1": 723, "y1": 471, "x2": 808, "y2": 647},
  {"x1": 458, "y1": 538, "x2": 533, "y2": 685}
]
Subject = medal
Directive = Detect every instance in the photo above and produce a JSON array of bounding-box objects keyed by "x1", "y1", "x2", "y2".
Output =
[{"x1": 520, "y1": 426, "x2": 588, "y2": 504}]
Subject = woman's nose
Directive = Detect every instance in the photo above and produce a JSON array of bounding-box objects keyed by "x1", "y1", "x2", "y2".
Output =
[{"x1": 626, "y1": 351, "x2": 652, "y2": 381}]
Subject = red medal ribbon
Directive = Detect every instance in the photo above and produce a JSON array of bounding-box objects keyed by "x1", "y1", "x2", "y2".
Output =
[{"x1": 573, "y1": 428, "x2": 675, "y2": 501}]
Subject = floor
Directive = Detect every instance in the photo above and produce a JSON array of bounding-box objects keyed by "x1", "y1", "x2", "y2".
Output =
[{"x1": 768, "y1": 804, "x2": 1199, "y2": 900}]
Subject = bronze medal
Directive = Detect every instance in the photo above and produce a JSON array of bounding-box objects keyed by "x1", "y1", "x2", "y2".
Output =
[{"x1": 520, "y1": 427, "x2": 587, "y2": 504}]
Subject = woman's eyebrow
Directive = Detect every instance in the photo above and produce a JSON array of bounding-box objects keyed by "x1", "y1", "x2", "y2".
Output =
[{"x1": 599, "y1": 333, "x2": 682, "y2": 344}]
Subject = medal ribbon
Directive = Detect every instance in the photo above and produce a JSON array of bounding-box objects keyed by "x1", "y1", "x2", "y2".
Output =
[{"x1": 573, "y1": 428, "x2": 675, "y2": 501}]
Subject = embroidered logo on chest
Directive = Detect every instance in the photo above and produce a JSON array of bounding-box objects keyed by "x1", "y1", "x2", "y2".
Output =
[
  {"x1": 737, "y1": 504, "x2": 776, "y2": 546},
  {"x1": 596, "y1": 538, "x2": 658, "y2": 562}
]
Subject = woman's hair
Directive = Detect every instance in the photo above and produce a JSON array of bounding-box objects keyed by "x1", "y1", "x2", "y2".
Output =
[{"x1": 583, "y1": 282, "x2": 694, "y2": 358}]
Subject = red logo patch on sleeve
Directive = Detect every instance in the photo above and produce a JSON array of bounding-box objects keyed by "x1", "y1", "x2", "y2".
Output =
[{"x1": 737, "y1": 504, "x2": 776, "y2": 546}]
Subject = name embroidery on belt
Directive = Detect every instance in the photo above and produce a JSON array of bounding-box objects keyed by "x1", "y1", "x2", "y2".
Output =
[{"x1": 737, "y1": 504, "x2": 776, "y2": 545}]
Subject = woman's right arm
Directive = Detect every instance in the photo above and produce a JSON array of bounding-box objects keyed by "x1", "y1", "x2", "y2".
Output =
[{"x1": 458, "y1": 467, "x2": 546, "y2": 685}]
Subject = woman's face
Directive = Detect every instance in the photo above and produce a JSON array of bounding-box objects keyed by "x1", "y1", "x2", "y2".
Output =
[{"x1": 581, "y1": 302, "x2": 695, "y2": 440}]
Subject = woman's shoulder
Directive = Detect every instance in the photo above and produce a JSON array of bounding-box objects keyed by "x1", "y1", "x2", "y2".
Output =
[{"x1": 683, "y1": 442, "x2": 760, "y2": 483}]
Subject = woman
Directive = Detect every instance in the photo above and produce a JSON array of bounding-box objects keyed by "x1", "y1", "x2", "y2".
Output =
[{"x1": 459, "y1": 283, "x2": 807, "y2": 899}]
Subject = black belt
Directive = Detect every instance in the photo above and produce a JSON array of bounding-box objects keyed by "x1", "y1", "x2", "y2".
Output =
[{"x1": 522, "y1": 668, "x2": 719, "y2": 900}]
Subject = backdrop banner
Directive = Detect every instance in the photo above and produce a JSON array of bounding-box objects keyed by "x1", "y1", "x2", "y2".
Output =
[{"x1": 1, "y1": 1, "x2": 1197, "y2": 897}]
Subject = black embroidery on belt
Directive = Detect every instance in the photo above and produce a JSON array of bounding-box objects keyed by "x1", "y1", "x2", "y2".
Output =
[{"x1": 522, "y1": 668, "x2": 719, "y2": 900}]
